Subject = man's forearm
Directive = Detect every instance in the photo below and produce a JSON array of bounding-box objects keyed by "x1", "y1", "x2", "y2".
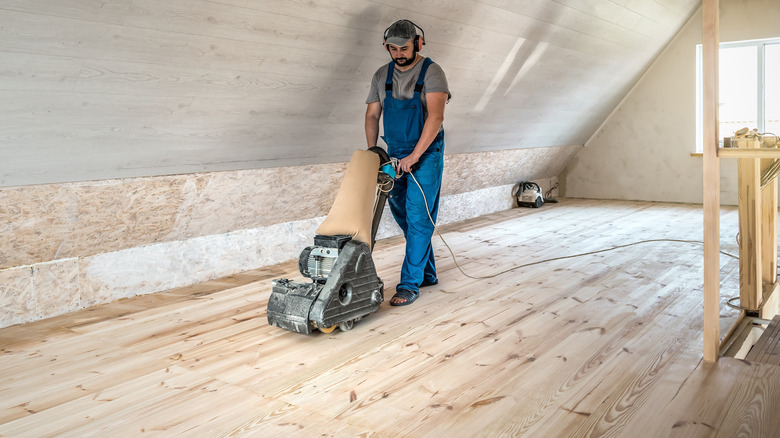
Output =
[
  {"x1": 365, "y1": 115, "x2": 380, "y2": 147},
  {"x1": 409, "y1": 114, "x2": 443, "y2": 158}
]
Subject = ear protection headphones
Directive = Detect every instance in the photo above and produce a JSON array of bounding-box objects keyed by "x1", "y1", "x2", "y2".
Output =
[{"x1": 383, "y1": 19, "x2": 425, "y2": 51}]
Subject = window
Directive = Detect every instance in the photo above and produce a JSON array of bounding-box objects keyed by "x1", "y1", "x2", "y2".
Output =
[
  {"x1": 767, "y1": 44, "x2": 780, "y2": 135},
  {"x1": 696, "y1": 38, "x2": 780, "y2": 152}
]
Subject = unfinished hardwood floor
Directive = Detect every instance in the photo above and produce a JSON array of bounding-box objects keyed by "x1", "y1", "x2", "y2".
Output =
[
  {"x1": 1, "y1": 198, "x2": 779, "y2": 437},
  {"x1": 746, "y1": 315, "x2": 780, "y2": 366}
]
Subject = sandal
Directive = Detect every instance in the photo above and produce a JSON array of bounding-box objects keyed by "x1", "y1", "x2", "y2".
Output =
[{"x1": 390, "y1": 288, "x2": 419, "y2": 306}]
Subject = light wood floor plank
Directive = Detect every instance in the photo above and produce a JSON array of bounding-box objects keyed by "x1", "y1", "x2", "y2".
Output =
[{"x1": 1, "y1": 199, "x2": 777, "y2": 437}]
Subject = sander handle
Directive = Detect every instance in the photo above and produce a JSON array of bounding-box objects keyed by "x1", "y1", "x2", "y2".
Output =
[
  {"x1": 368, "y1": 146, "x2": 392, "y2": 251},
  {"x1": 366, "y1": 147, "x2": 420, "y2": 250}
]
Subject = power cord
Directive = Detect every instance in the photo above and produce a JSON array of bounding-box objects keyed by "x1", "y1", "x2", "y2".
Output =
[
  {"x1": 383, "y1": 158, "x2": 751, "y2": 308},
  {"x1": 386, "y1": 158, "x2": 766, "y2": 313},
  {"x1": 726, "y1": 296, "x2": 768, "y2": 313},
  {"x1": 402, "y1": 170, "x2": 739, "y2": 281},
  {"x1": 544, "y1": 182, "x2": 558, "y2": 203}
]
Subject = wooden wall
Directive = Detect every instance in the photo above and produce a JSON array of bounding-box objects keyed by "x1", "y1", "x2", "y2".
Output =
[{"x1": 0, "y1": 0, "x2": 701, "y2": 187}]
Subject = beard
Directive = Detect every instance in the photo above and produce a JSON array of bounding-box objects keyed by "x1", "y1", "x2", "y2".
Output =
[{"x1": 393, "y1": 53, "x2": 416, "y2": 67}]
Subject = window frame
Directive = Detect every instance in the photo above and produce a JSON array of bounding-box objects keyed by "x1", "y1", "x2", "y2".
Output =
[{"x1": 696, "y1": 37, "x2": 780, "y2": 152}]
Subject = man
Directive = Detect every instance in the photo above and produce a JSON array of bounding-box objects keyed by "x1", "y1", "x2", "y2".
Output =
[{"x1": 365, "y1": 19, "x2": 451, "y2": 306}]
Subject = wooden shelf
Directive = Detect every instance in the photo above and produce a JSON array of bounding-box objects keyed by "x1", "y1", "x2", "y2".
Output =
[{"x1": 719, "y1": 148, "x2": 780, "y2": 159}]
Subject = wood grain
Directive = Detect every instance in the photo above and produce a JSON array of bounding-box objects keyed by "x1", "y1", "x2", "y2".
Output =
[
  {"x1": 760, "y1": 178, "x2": 778, "y2": 319},
  {"x1": 701, "y1": 0, "x2": 720, "y2": 363},
  {"x1": 746, "y1": 315, "x2": 780, "y2": 366},
  {"x1": 1, "y1": 198, "x2": 769, "y2": 437},
  {"x1": 0, "y1": 0, "x2": 701, "y2": 186},
  {"x1": 737, "y1": 144, "x2": 762, "y2": 311}
]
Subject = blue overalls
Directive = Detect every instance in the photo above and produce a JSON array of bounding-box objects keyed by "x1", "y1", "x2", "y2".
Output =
[{"x1": 381, "y1": 57, "x2": 445, "y2": 294}]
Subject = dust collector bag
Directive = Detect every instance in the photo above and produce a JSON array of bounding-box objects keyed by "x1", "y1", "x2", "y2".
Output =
[{"x1": 316, "y1": 149, "x2": 380, "y2": 248}]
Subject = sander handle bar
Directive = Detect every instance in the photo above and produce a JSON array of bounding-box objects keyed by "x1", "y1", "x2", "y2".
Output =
[
  {"x1": 368, "y1": 146, "x2": 391, "y2": 166},
  {"x1": 368, "y1": 146, "x2": 393, "y2": 251},
  {"x1": 370, "y1": 173, "x2": 393, "y2": 250},
  {"x1": 366, "y1": 147, "x2": 420, "y2": 250}
]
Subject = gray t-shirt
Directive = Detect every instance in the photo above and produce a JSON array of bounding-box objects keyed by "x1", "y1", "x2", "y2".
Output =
[{"x1": 366, "y1": 57, "x2": 451, "y2": 114}]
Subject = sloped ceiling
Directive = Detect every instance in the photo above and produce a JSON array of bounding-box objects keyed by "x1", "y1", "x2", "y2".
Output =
[{"x1": 0, "y1": 0, "x2": 701, "y2": 186}]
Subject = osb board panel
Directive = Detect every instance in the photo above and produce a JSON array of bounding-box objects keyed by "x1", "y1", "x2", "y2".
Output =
[
  {"x1": 0, "y1": 146, "x2": 578, "y2": 268},
  {"x1": 1, "y1": 181, "x2": 557, "y2": 328}
]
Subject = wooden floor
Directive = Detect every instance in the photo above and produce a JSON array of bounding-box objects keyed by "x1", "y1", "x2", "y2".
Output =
[
  {"x1": 2, "y1": 198, "x2": 780, "y2": 437},
  {"x1": 746, "y1": 315, "x2": 780, "y2": 366}
]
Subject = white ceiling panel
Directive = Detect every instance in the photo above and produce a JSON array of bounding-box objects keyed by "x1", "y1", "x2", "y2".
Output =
[{"x1": 0, "y1": 0, "x2": 701, "y2": 186}]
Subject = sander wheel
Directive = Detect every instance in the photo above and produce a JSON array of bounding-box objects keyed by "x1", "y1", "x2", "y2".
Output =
[{"x1": 318, "y1": 324, "x2": 337, "y2": 333}]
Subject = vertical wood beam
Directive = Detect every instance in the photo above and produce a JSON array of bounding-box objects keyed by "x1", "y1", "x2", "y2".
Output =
[
  {"x1": 702, "y1": 0, "x2": 720, "y2": 362},
  {"x1": 761, "y1": 177, "x2": 779, "y2": 319},
  {"x1": 737, "y1": 144, "x2": 762, "y2": 311}
]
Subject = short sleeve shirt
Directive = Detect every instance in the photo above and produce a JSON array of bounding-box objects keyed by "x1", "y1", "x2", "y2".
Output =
[{"x1": 366, "y1": 57, "x2": 451, "y2": 115}]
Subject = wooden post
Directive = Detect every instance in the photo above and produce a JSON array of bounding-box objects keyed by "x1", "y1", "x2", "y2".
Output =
[
  {"x1": 702, "y1": 0, "x2": 720, "y2": 362},
  {"x1": 761, "y1": 175, "x2": 779, "y2": 319},
  {"x1": 738, "y1": 138, "x2": 762, "y2": 311}
]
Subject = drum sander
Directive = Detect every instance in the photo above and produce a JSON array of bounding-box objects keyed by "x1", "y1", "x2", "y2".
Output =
[{"x1": 267, "y1": 147, "x2": 401, "y2": 334}]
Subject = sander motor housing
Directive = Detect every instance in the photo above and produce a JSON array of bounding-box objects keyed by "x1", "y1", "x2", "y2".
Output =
[{"x1": 267, "y1": 234, "x2": 384, "y2": 334}]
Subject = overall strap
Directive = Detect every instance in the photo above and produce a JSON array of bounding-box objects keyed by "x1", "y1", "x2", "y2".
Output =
[
  {"x1": 385, "y1": 57, "x2": 434, "y2": 96},
  {"x1": 384, "y1": 61, "x2": 395, "y2": 98},
  {"x1": 413, "y1": 58, "x2": 434, "y2": 95}
]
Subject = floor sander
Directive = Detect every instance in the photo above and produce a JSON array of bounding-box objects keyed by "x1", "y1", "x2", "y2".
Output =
[{"x1": 267, "y1": 147, "x2": 400, "y2": 334}]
